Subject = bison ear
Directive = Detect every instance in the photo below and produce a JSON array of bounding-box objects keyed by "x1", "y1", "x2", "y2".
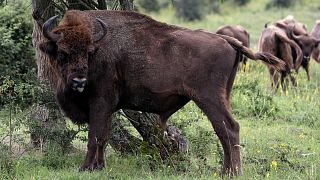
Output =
[{"x1": 39, "y1": 41, "x2": 57, "y2": 56}]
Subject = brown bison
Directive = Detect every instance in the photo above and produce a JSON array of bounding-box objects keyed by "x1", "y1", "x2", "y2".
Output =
[
  {"x1": 259, "y1": 22, "x2": 302, "y2": 90},
  {"x1": 38, "y1": 10, "x2": 284, "y2": 175},
  {"x1": 278, "y1": 16, "x2": 320, "y2": 80},
  {"x1": 311, "y1": 20, "x2": 320, "y2": 63},
  {"x1": 216, "y1": 25, "x2": 250, "y2": 68},
  {"x1": 260, "y1": 16, "x2": 320, "y2": 89}
]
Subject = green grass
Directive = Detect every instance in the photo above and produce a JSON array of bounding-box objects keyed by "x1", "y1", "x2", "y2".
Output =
[{"x1": 1, "y1": 0, "x2": 320, "y2": 179}]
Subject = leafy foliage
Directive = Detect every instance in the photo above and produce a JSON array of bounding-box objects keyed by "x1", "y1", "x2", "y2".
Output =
[
  {"x1": 0, "y1": 143, "x2": 16, "y2": 178},
  {"x1": 266, "y1": 0, "x2": 297, "y2": 9},
  {"x1": 0, "y1": 2, "x2": 39, "y2": 108},
  {"x1": 232, "y1": 76, "x2": 279, "y2": 119},
  {"x1": 174, "y1": 0, "x2": 202, "y2": 21},
  {"x1": 137, "y1": 0, "x2": 160, "y2": 12},
  {"x1": 234, "y1": 0, "x2": 251, "y2": 6}
]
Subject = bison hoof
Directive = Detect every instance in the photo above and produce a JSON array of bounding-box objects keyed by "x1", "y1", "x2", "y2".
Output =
[{"x1": 79, "y1": 162, "x2": 105, "y2": 172}]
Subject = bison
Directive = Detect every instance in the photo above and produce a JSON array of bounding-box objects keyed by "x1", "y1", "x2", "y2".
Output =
[
  {"x1": 259, "y1": 22, "x2": 302, "y2": 90},
  {"x1": 277, "y1": 16, "x2": 320, "y2": 80},
  {"x1": 38, "y1": 10, "x2": 284, "y2": 175},
  {"x1": 216, "y1": 25, "x2": 250, "y2": 69},
  {"x1": 260, "y1": 16, "x2": 320, "y2": 90},
  {"x1": 311, "y1": 20, "x2": 320, "y2": 63}
]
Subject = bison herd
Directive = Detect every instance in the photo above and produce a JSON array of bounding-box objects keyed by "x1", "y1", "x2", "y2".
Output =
[
  {"x1": 34, "y1": 10, "x2": 319, "y2": 176},
  {"x1": 217, "y1": 15, "x2": 320, "y2": 91}
]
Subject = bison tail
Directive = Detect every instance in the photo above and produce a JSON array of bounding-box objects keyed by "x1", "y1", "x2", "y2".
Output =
[
  {"x1": 275, "y1": 32, "x2": 303, "y2": 69},
  {"x1": 215, "y1": 34, "x2": 286, "y2": 71},
  {"x1": 253, "y1": 52, "x2": 286, "y2": 70}
]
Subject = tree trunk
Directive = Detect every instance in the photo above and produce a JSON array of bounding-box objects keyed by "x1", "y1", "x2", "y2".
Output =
[
  {"x1": 119, "y1": 0, "x2": 134, "y2": 10},
  {"x1": 123, "y1": 110, "x2": 188, "y2": 157},
  {"x1": 30, "y1": 0, "x2": 55, "y2": 148},
  {"x1": 31, "y1": 0, "x2": 76, "y2": 151}
]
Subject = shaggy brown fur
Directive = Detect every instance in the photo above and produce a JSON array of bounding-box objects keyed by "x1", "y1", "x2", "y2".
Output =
[
  {"x1": 216, "y1": 25, "x2": 250, "y2": 69},
  {"x1": 275, "y1": 16, "x2": 320, "y2": 80},
  {"x1": 311, "y1": 20, "x2": 320, "y2": 63},
  {"x1": 39, "y1": 10, "x2": 285, "y2": 176},
  {"x1": 259, "y1": 23, "x2": 302, "y2": 90}
]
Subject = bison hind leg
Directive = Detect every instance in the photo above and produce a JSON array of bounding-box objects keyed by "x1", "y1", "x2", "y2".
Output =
[{"x1": 192, "y1": 94, "x2": 242, "y2": 177}]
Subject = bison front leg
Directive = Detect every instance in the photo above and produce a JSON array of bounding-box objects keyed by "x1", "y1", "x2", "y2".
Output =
[
  {"x1": 80, "y1": 98, "x2": 112, "y2": 171},
  {"x1": 302, "y1": 59, "x2": 310, "y2": 81}
]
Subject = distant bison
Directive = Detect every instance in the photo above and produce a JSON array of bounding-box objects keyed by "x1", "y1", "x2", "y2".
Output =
[
  {"x1": 311, "y1": 20, "x2": 320, "y2": 63},
  {"x1": 278, "y1": 16, "x2": 320, "y2": 80},
  {"x1": 259, "y1": 22, "x2": 302, "y2": 90},
  {"x1": 261, "y1": 16, "x2": 320, "y2": 90},
  {"x1": 38, "y1": 10, "x2": 284, "y2": 175},
  {"x1": 216, "y1": 25, "x2": 250, "y2": 68}
]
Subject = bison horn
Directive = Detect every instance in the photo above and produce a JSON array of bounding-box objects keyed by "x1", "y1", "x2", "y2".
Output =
[
  {"x1": 42, "y1": 15, "x2": 61, "y2": 42},
  {"x1": 291, "y1": 25, "x2": 302, "y2": 40},
  {"x1": 264, "y1": 22, "x2": 270, "y2": 28},
  {"x1": 93, "y1": 18, "x2": 108, "y2": 42}
]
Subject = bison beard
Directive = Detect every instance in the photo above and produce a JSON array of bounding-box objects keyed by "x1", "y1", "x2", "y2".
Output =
[{"x1": 39, "y1": 10, "x2": 285, "y2": 176}]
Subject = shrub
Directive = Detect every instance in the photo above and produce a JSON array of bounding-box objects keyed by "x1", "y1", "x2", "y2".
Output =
[
  {"x1": 234, "y1": 0, "x2": 251, "y2": 6},
  {"x1": 0, "y1": 2, "x2": 39, "y2": 108},
  {"x1": 232, "y1": 77, "x2": 279, "y2": 119},
  {"x1": 266, "y1": 0, "x2": 296, "y2": 9},
  {"x1": 138, "y1": 0, "x2": 160, "y2": 12},
  {"x1": 174, "y1": 0, "x2": 202, "y2": 21},
  {"x1": 0, "y1": 143, "x2": 16, "y2": 178},
  {"x1": 41, "y1": 142, "x2": 67, "y2": 169},
  {"x1": 204, "y1": 0, "x2": 221, "y2": 14}
]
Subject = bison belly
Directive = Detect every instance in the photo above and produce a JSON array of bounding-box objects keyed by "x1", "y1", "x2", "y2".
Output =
[{"x1": 118, "y1": 88, "x2": 190, "y2": 114}]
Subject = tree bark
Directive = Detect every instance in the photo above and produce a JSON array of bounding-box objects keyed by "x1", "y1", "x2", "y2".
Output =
[
  {"x1": 31, "y1": 0, "x2": 76, "y2": 151},
  {"x1": 30, "y1": 0, "x2": 55, "y2": 148},
  {"x1": 123, "y1": 110, "x2": 188, "y2": 157},
  {"x1": 119, "y1": 0, "x2": 134, "y2": 10},
  {"x1": 97, "y1": 0, "x2": 107, "y2": 9}
]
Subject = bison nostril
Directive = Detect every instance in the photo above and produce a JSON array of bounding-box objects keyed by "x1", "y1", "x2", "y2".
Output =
[{"x1": 72, "y1": 77, "x2": 87, "y2": 87}]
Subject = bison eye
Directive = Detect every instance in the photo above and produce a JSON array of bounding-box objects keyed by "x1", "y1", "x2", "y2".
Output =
[{"x1": 57, "y1": 52, "x2": 68, "y2": 61}]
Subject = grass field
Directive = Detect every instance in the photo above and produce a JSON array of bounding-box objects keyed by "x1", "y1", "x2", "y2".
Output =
[{"x1": 1, "y1": 0, "x2": 320, "y2": 179}]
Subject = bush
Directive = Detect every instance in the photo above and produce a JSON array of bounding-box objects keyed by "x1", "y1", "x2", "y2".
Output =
[
  {"x1": 174, "y1": 0, "x2": 202, "y2": 21},
  {"x1": 138, "y1": 0, "x2": 160, "y2": 12},
  {"x1": 158, "y1": 0, "x2": 170, "y2": 9},
  {"x1": 266, "y1": 0, "x2": 296, "y2": 9},
  {"x1": 234, "y1": 0, "x2": 251, "y2": 6},
  {"x1": 204, "y1": 0, "x2": 221, "y2": 14},
  {"x1": 0, "y1": 2, "x2": 39, "y2": 108},
  {"x1": 0, "y1": 143, "x2": 17, "y2": 178},
  {"x1": 232, "y1": 77, "x2": 279, "y2": 119}
]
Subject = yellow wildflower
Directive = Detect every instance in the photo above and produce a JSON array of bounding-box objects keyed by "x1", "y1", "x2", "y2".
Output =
[{"x1": 271, "y1": 160, "x2": 277, "y2": 170}]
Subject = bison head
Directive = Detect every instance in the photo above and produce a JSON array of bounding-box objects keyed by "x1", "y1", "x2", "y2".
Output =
[
  {"x1": 39, "y1": 15, "x2": 107, "y2": 92},
  {"x1": 291, "y1": 28, "x2": 320, "y2": 61}
]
